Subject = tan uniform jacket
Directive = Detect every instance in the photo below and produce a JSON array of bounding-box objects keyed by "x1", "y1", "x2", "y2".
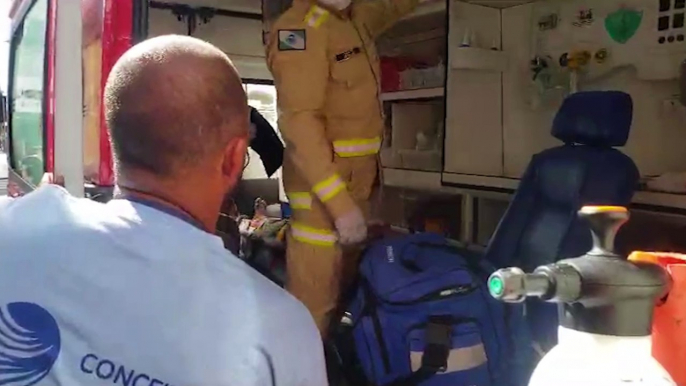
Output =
[{"x1": 267, "y1": 0, "x2": 420, "y2": 221}]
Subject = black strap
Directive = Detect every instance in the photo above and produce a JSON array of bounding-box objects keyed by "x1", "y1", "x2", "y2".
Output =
[
  {"x1": 382, "y1": 317, "x2": 452, "y2": 386},
  {"x1": 359, "y1": 278, "x2": 392, "y2": 374}
]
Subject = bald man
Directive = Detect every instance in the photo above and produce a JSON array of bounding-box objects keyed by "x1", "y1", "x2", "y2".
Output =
[{"x1": 0, "y1": 35, "x2": 327, "y2": 386}]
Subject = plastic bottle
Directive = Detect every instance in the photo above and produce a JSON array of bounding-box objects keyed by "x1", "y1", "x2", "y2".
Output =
[
  {"x1": 530, "y1": 326, "x2": 674, "y2": 386},
  {"x1": 487, "y1": 206, "x2": 677, "y2": 386}
]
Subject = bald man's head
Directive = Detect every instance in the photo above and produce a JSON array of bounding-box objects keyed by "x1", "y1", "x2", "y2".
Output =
[{"x1": 104, "y1": 35, "x2": 248, "y2": 178}]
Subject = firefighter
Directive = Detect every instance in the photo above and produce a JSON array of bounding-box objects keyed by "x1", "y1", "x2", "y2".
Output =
[{"x1": 266, "y1": 0, "x2": 421, "y2": 338}]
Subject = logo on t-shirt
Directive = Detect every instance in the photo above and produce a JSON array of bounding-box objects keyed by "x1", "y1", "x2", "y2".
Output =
[{"x1": 0, "y1": 302, "x2": 61, "y2": 386}]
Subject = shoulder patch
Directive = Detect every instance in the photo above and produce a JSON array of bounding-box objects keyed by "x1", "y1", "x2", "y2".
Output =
[
  {"x1": 278, "y1": 29, "x2": 306, "y2": 51},
  {"x1": 304, "y1": 5, "x2": 330, "y2": 28}
]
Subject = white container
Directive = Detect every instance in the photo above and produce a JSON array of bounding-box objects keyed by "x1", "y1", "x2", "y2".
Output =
[
  {"x1": 529, "y1": 327, "x2": 676, "y2": 386},
  {"x1": 390, "y1": 102, "x2": 440, "y2": 151}
]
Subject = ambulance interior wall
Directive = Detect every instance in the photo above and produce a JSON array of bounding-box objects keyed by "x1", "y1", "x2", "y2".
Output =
[
  {"x1": 445, "y1": 0, "x2": 686, "y2": 179},
  {"x1": 502, "y1": 0, "x2": 686, "y2": 178},
  {"x1": 445, "y1": 0, "x2": 686, "y2": 253},
  {"x1": 504, "y1": 0, "x2": 686, "y2": 254}
]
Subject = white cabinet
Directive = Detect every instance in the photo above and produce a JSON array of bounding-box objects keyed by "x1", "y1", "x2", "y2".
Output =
[{"x1": 443, "y1": 1, "x2": 504, "y2": 176}]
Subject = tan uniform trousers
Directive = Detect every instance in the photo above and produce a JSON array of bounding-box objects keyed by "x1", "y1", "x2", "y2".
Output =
[{"x1": 284, "y1": 154, "x2": 378, "y2": 338}]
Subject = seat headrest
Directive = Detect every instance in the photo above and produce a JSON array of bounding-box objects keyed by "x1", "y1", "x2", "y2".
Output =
[{"x1": 551, "y1": 91, "x2": 633, "y2": 147}]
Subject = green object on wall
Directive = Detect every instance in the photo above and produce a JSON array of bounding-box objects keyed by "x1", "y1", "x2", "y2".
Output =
[{"x1": 605, "y1": 8, "x2": 643, "y2": 44}]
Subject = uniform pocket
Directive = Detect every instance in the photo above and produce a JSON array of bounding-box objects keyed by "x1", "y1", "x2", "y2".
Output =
[{"x1": 331, "y1": 52, "x2": 370, "y2": 88}]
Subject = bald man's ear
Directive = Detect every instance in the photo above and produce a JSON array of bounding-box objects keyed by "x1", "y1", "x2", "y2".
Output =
[{"x1": 222, "y1": 136, "x2": 249, "y2": 190}]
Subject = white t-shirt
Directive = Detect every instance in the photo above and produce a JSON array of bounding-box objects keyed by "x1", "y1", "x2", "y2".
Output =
[
  {"x1": 0, "y1": 186, "x2": 327, "y2": 386},
  {"x1": 0, "y1": 195, "x2": 11, "y2": 209}
]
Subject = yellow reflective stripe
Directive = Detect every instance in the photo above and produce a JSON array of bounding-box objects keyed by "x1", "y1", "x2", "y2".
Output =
[
  {"x1": 333, "y1": 137, "x2": 382, "y2": 157},
  {"x1": 304, "y1": 5, "x2": 329, "y2": 28},
  {"x1": 333, "y1": 137, "x2": 382, "y2": 147},
  {"x1": 291, "y1": 222, "x2": 337, "y2": 247},
  {"x1": 287, "y1": 192, "x2": 312, "y2": 210},
  {"x1": 313, "y1": 174, "x2": 346, "y2": 202}
]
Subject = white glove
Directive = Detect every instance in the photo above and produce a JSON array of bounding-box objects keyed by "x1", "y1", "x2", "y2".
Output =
[
  {"x1": 318, "y1": 0, "x2": 352, "y2": 11},
  {"x1": 334, "y1": 207, "x2": 367, "y2": 245}
]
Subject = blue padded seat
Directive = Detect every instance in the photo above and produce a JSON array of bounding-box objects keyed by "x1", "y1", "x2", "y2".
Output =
[{"x1": 484, "y1": 91, "x2": 639, "y2": 354}]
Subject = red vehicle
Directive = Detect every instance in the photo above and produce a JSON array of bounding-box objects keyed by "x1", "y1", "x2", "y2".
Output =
[{"x1": 5, "y1": 0, "x2": 273, "y2": 201}]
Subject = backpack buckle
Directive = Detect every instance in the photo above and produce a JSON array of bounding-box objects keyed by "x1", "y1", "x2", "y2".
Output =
[{"x1": 422, "y1": 317, "x2": 452, "y2": 372}]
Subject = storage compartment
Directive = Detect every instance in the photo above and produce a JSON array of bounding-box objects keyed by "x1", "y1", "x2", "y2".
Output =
[
  {"x1": 378, "y1": 0, "x2": 447, "y2": 173},
  {"x1": 378, "y1": 1, "x2": 447, "y2": 94},
  {"x1": 382, "y1": 101, "x2": 444, "y2": 172}
]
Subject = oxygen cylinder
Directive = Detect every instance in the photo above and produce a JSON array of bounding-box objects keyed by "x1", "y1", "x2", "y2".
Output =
[{"x1": 487, "y1": 206, "x2": 676, "y2": 386}]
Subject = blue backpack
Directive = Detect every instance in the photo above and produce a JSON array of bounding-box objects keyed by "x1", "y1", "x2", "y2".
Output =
[{"x1": 347, "y1": 232, "x2": 532, "y2": 386}]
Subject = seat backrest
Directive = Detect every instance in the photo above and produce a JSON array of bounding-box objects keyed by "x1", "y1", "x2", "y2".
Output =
[{"x1": 485, "y1": 90, "x2": 638, "y2": 271}]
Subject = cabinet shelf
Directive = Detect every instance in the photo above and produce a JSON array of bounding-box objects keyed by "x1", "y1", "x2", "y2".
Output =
[
  {"x1": 381, "y1": 87, "x2": 445, "y2": 101},
  {"x1": 383, "y1": 168, "x2": 444, "y2": 191},
  {"x1": 450, "y1": 47, "x2": 508, "y2": 72},
  {"x1": 439, "y1": 172, "x2": 686, "y2": 212},
  {"x1": 633, "y1": 190, "x2": 686, "y2": 211}
]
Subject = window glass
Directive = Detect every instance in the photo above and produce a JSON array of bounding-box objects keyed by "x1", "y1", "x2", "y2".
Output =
[
  {"x1": 243, "y1": 83, "x2": 280, "y2": 180},
  {"x1": 242, "y1": 82, "x2": 286, "y2": 201},
  {"x1": 9, "y1": 0, "x2": 49, "y2": 186}
]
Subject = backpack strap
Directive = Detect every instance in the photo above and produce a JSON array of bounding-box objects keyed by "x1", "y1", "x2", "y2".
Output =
[
  {"x1": 382, "y1": 316, "x2": 453, "y2": 386},
  {"x1": 359, "y1": 278, "x2": 393, "y2": 373}
]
